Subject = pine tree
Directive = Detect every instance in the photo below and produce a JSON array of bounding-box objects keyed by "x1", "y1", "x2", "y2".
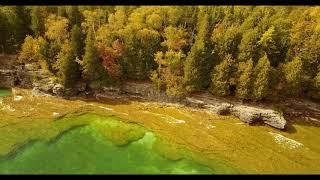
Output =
[
  {"x1": 30, "y1": 7, "x2": 44, "y2": 37},
  {"x1": 258, "y1": 26, "x2": 281, "y2": 67},
  {"x1": 56, "y1": 41, "x2": 80, "y2": 88},
  {"x1": 39, "y1": 40, "x2": 61, "y2": 73},
  {"x1": 66, "y1": 6, "x2": 82, "y2": 27},
  {"x1": 301, "y1": 30, "x2": 320, "y2": 78},
  {"x1": 12, "y1": 6, "x2": 31, "y2": 48},
  {"x1": 81, "y1": 30, "x2": 108, "y2": 87},
  {"x1": 252, "y1": 54, "x2": 272, "y2": 100},
  {"x1": 210, "y1": 54, "x2": 234, "y2": 96},
  {"x1": 0, "y1": 13, "x2": 9, "y2": 54},
  {"x1": 184, "y1": 7, "x2": 212, "y2": 92},
  {"x1": 236, "y1": 58, "x2": 254, "y2": 99},
  {"x1": 283, "y1": 56, "x2": 305, "y2": 96},
  {"x1": 237, "y1": 28, "x2": 261, "y2": 63},
  {"x1": 71, "y1": 24, "x2": 85, "y2": 58}
]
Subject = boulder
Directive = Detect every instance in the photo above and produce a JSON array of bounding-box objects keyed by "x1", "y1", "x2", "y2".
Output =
[
  {"x1": 231, "y1": 106, "x2": 262, "y2": 123},
  {"x1": 52, "y1": 84, "x2": 64, "y2": 96},
  {"x1": 260, "y1": 110, "x2": 286, "y2": 129},
  {"x1": 231, "y1": 105, "x2": 286, "y2": 129},
  {"x1": 216, "y1": 103, "x2": 233, "y2": 115}
]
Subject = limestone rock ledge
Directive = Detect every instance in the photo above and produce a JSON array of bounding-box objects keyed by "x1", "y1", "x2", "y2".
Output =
[{"x1": 186, "y1": 96, "x2": 286, "y2": 129}]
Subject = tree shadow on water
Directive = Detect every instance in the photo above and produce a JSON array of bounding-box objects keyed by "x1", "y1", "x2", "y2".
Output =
[{"x1": 283, "y1": 122, "x2": 297, "y2": 134}]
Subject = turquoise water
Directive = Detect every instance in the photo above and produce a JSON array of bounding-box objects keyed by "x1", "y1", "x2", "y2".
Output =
[
  {"x1": 0, "y1": 89, "x2": 11, "y2": 97},
  {"x1": 0, "y1": 125, "x2": 214, "y2": 174}
]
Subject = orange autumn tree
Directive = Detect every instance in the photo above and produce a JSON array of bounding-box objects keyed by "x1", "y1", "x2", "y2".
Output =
[{"x1": 97, "y1": 39, "x2": 124, "y2": 78}]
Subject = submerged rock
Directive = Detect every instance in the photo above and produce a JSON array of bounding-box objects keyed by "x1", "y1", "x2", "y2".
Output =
[
  {"x1": 13, "y1": 95, "x2": 23, "y2": 101},
  {"x1": 269, "y1": 132, "x2": 303, "y2": 149},
  {"x1": 52, "y1": 112, "x2": 60, "y2": 118}
]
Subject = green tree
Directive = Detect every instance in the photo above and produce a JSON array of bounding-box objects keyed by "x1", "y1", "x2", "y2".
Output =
[
  {"x1": 283, "y1": 56, "x2": 305, "y2": 96},
  {"x1": 66, "y1": 6, "x2": 82, "y2": 27},
  {"x1": 55, "y1": 41, "x2": 80, "y2": 88},
  {"x1": 71, "y1": 24, "x2": 85, "y2": 58},
  {"x1": 211, "y1": 24, "x2": 242, "y2": 61},
  {"x1": 30, "y1": 7, "x2": 44, "y2": 37},
  {"x1": 153, "y1": 50, "x2": 186, "y2": 96},
  {"x1": 210, "y1": 54, "x2": 234, "y2": 96},
  {"x1": 237, "y1": 28, "x2": 261, "y2": 63},
  {"x1": 184, "y1": 7, "x2": 212, "y2": 92},
  {"x1": 151, "y1": 25, "x2": 187, "y2": 96},
  {"x1": 236, "y1": 58, "x2": 254, "y2": 99},
  {"x1": 258, "y1": 26, "x2": 281, "y2": 67},
  {"x1": 81, "y1": 29, "x2": 108, "y2": 88},
  {"x1": 252, "y1": 54, "x2": 272, "y2": 100},
  {"x1": 11, "y1": 6, "x2": 31, "y2": 48},
  {"x1": 39, "y1": 40, "x2": 61, "y2": 73},
  {"x1": 301, "y1": 30, "x2": 320, "y2": 77},
  {"x1": 0, "y1": 13, "x2": 9, "y2": 54}
]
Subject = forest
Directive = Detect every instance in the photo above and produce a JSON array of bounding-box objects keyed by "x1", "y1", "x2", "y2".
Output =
[{"x1": 0, "y1": 6, "x2": 320, "y2": 101}]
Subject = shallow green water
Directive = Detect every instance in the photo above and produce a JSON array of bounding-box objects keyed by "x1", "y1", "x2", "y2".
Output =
[
  {"x1": 0, "y1": 89, "x2": 11, "y2": 97},
  {"x1": 0, "y1": 124, "x2": 214, "y2": 174}
]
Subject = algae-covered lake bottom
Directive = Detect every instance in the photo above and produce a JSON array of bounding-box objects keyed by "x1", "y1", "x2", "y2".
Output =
[
  {"x1": 1, "y1": 88, "x2": 320, "y2": 174},
  {"x1": 0, "y1": 119, "x2": 214, "y2": 174}
]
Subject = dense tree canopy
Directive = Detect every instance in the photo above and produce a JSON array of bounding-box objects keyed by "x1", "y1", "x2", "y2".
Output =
[{"x1": 2, "y1": 6, "x2": 320, "y2": 100}]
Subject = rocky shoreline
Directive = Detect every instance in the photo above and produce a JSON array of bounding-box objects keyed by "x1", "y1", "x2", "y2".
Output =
[
  {"x1": 2, "y1": 61, "x2": 320, "y2": 130},
  {"x1": 15, "y1": 71, "x2": 288, "y2": 129}
]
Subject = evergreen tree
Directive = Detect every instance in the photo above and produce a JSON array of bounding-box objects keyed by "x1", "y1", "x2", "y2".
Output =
[
  {"x1": 283, "y1": 56, "x2": 305, "y2": 96},
  {"x1": 12, "y1": 6, "x2": 31, "y2": 48},
  {"x1": 71, "y1": 24, "x2": 85, "y2": 58},
  {"x1": 0, "y1": 13, "x2": 9, "y2": 54},
  {"x1": 237, "y1": 28, "x2": 261, "y2": 63},
  {"x1": 252, "y1": 54, "x2": 272, "y2": 100},
  {"x1": 210, "y1": 54, "x2": 234, "y2": 96},
  {"x1": 39, "y1": 40, "x2": 61, "y2": 73},
  {"x1": 81, "y1": 30, "x2": 108, "y2": 87},
  {"x1": 30, "y1": 7, "x2": 44, "y2": 37},
  {"x1": 56, "y1": 41, "x2": 80, "y2": 88},
  {"x1": 66, "y1": 6, "x2": 82, "y2": 27},
  {"x1": 184, "y1": 6, "x2": 212, "y2": 92},
  {"x1": 301, "y1": 30, "x2": 320, "y2": 77},
  {"x1": 211, "y1": 24, "x2": 242, "y2": 61},
  {"x1": 258, "y1": 26, "x2": 281, "y2": 67},
  {"x1": 236, "y1": 58, "x2": 254, "y2": 99}
]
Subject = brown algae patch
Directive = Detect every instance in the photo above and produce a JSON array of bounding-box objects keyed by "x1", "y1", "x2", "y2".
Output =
[{"x1": 1, "y1": 88, "x2": 320, "y2": 174}]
